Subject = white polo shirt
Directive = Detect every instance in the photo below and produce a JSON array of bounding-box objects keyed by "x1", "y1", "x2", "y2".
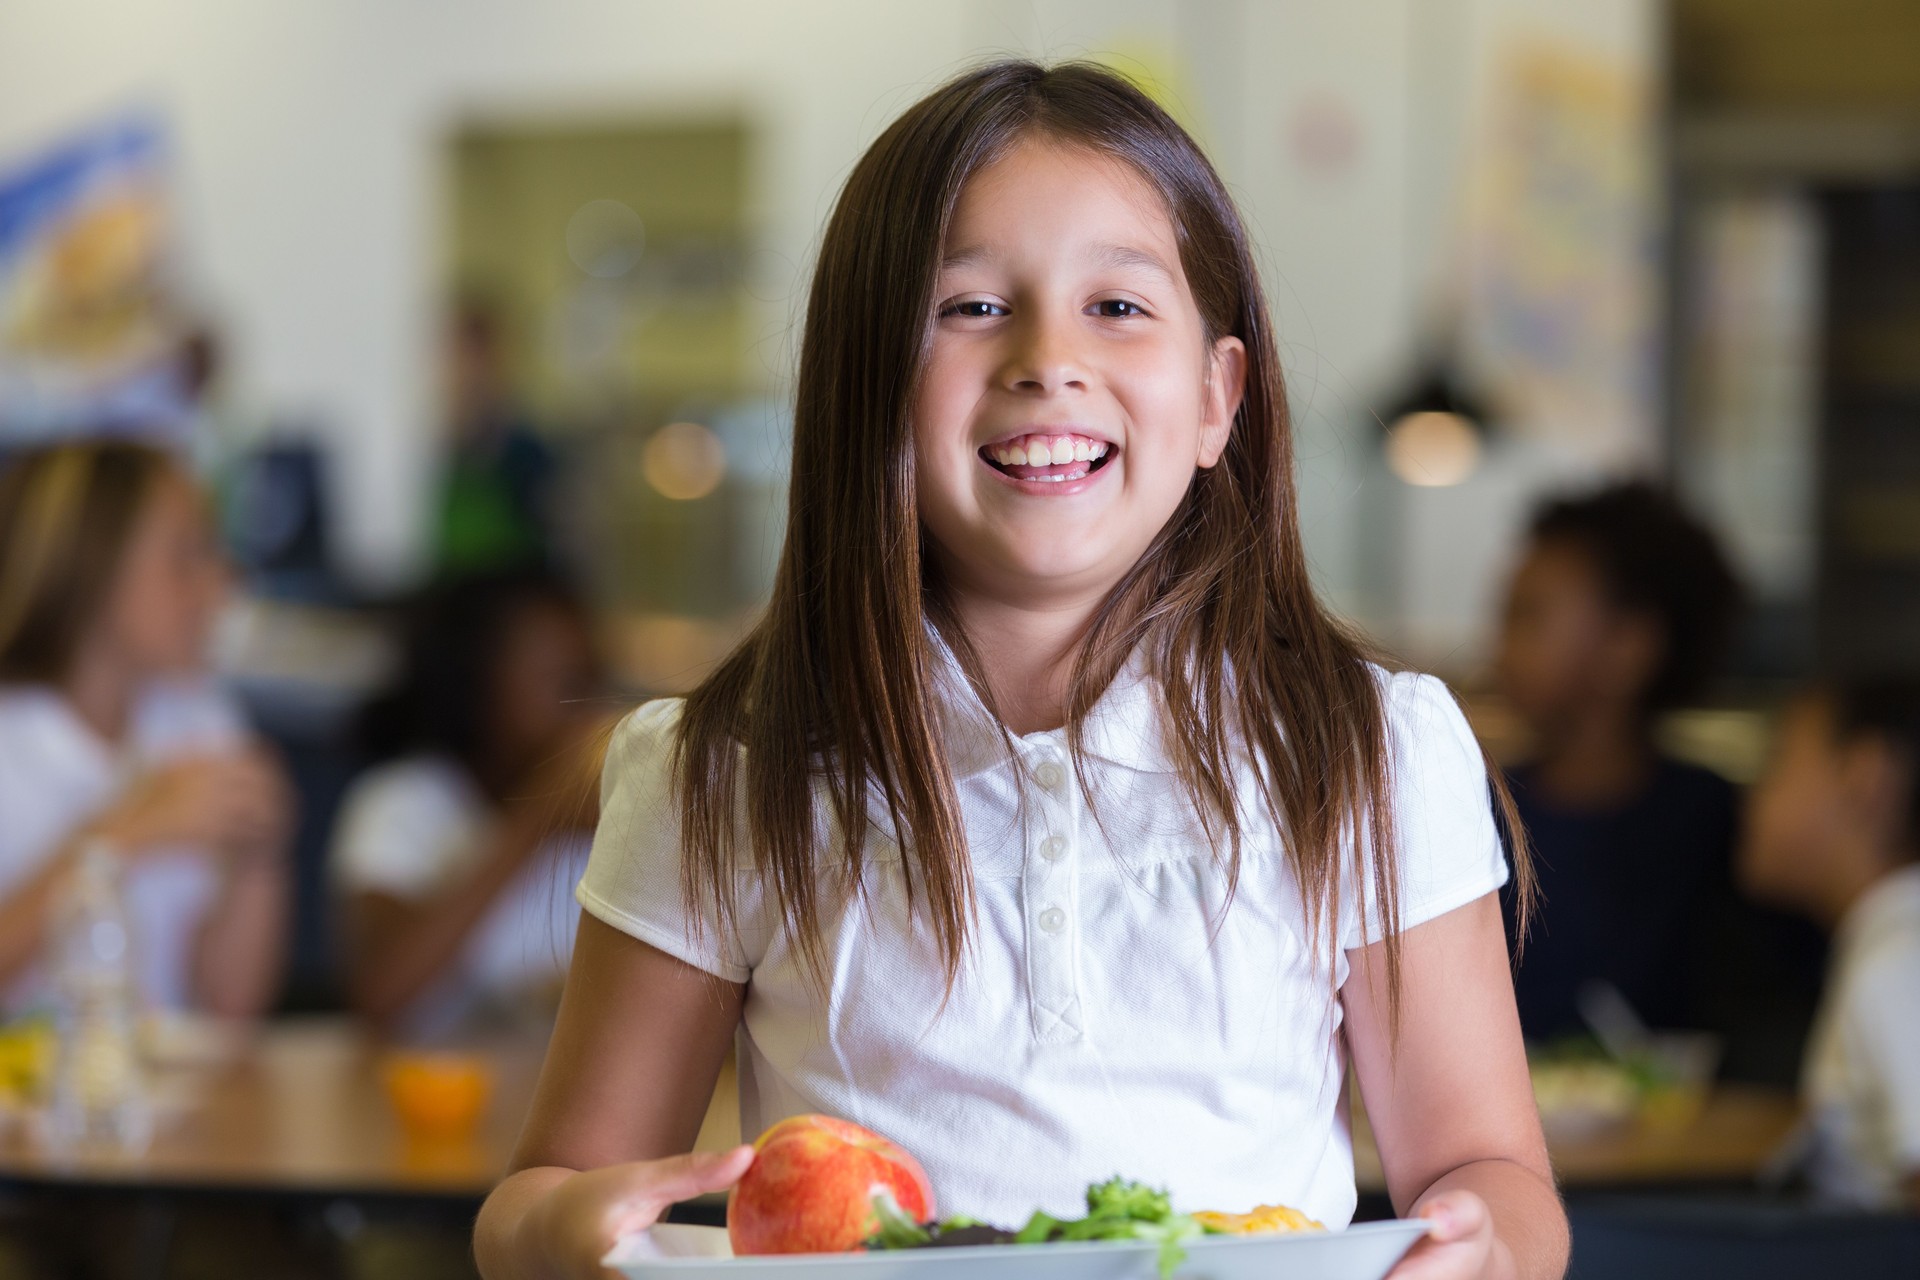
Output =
[
  {"x1": 0, "y1": 680, "x2": 245, "y2": 1013},
  {"x1": 577, "y1": 645, "x2": 1507, "y2": 1228},
  {"x1": 1803, "y1": 863, "x2": 1920, "y2": 1208}
]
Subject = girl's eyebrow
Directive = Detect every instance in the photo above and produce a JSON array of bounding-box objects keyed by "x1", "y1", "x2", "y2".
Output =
[
  {"x1": 938, "y1": 241, "x2": 1175, "y2": 284},
  {"x1": 1086, "y1": 240, "x2": 1175, "y2": 284},
  {"x1": 939, "y1": 245, "x2": 994, "y2": 273}
]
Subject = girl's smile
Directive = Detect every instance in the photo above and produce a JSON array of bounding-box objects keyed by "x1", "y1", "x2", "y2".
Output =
[{"x1": 978, "y1": 427, "x2": 1116, "y2": 493}]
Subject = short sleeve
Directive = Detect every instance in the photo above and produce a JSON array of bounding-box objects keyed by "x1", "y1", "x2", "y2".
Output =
[
  {"x1": 1849, "y1": 937, "x2": 1920, "y2": 1175},
  {"x1": 1341, "y1": 671, "x2": 1510, "y2": 951},
  {"x1": 574, "y1": 699, "x2": 754, "y2": 982},
  {"x1": 330, "y1": 758, "x2": 482, "y2": 899}
]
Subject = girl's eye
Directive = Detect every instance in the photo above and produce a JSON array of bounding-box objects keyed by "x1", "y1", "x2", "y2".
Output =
[
  {"x1": 943, "y1": 299, "x2": 1007, "y2": 319},
  {"x1": 1093, "y1": 299, "x2": 1147, "y2": 318}
]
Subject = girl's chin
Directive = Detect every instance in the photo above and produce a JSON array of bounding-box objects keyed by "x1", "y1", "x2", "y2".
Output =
[{"x1": 972, "y1": 547, "x2": 1134, "y2": 601}]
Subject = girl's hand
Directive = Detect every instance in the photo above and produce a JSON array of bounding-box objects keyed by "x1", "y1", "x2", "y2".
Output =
[
  {"x1": 1387, "y1": 1190, "x2": 1501, "y2": 1280},
  {"x1": 97, "y1": 750, "x2": 292, "y2": 859},
  {"x1": 518, "y1": 1146, "x2": 754, "y2": 1279}
]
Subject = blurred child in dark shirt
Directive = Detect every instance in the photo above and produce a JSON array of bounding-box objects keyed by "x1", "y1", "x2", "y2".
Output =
[{"x1": 1496, "y1": 481, "x2": 1822, "y2": 1080}]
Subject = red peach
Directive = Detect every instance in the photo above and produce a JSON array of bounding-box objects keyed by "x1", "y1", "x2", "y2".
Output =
[{"x1": 727, "y1": 1114, "x2": 935, "y2": 1255}]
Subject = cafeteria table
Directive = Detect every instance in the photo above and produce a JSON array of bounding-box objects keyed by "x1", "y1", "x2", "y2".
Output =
[
  {"x1": 0, "y1": 1018, "x2": 738, "y2": 1278},
  {"x1": 0, "y1": 1018, "x2": 741, "y2": 1202},
  {"x1": 1352, "y1": 1085, "x2": 1804, "y2": 1196},
  {"x1": 0, "y1": 1017, "x2": 1804, "y2": 1219}
]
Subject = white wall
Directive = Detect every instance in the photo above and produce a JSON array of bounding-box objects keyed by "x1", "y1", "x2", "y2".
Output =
[
  {"x1": 0, "y1": 0, "x2": 1658, "y2": 665},
  {"x1": 0, "y1": 0, "x2": 975, "y2": 586}
]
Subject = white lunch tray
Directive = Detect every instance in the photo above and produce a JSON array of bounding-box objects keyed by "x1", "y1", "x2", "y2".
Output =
[{"x1": 605, "y1": 1220, "x2": 1430, "y2": 1280}]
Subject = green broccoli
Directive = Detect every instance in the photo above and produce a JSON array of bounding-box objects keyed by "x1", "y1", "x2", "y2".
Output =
[
  {"x1": 869, "y1": 1176, "x2": 1203, "y2": 1278},
  {"x1": 1013, "y1": 1178, "x2": 1201, "y2": 1278},
  {"x1": 1084, "y1": 1177, "x2": 1174, "y2": 1222}
]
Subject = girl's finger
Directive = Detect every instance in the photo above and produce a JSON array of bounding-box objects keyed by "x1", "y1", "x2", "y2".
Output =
[
  {"x1": 1418, "y1": 1190, "x2": 1488, "y2": 1244},
  {"x1": 622, "y1": 1145, "x2": 756, "y2": 1212}
]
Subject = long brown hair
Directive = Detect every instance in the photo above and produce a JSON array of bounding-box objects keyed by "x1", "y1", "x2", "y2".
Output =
[
  {"x1": 673, "y1": 60, "x2": 1531, "y2": 1019},
  {"x1": 0, "y1": 440, "x2": 178, "y2": 683}
]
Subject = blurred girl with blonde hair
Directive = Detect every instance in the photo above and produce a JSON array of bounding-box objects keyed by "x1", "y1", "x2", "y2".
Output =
[{"x1": 0, "y1": 439, "x2": 292, "y2": 1017}]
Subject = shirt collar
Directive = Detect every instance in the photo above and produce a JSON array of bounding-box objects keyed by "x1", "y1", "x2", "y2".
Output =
[{"x1": 924, "y1": 626, "x2": 1175, "y2": 780}]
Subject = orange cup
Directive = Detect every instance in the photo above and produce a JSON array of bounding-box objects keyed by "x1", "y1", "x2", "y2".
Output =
[{"x1": 380, "y1": 1051, "x2": 494, "y2": 1142}]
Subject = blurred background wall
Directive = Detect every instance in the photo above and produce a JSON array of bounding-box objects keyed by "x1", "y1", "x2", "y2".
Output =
[{"x1": 0, "y1": 0, "x2": 1661, "y2": 674}]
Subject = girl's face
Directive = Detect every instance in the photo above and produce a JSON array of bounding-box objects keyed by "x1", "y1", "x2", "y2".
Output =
[
  {"x1": 912, "y1": 137, "x2": 1245, "y2": 610},
  {"x1": 1496, "y1": 538, "x2": 1657, "y2": 733},
  {"x1": 100, "y1": 468, "x2": 229, "y2": 678},
  {"x1": 486, "y1": 599, "x2": 598, "y2": 764},
  {"x1": 1743, "y1": 696, "x2": 1907, "y2": 909}
]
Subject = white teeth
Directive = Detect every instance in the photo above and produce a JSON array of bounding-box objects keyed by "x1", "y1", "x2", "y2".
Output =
[{"x1": 984, "y1": 435, "x2": 1111, "y2": 471}]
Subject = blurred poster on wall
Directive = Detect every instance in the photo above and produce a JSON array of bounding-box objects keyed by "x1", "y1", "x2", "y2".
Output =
[
  {"x1": 1463, "y1": 39, "x2": 1659, "y2": 466},
  {"x1": 0, "y1": 112, "x2": 195, "y2": 445}
]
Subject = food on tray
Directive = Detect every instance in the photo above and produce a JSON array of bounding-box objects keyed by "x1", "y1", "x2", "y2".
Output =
[
  {"x1": 727, "y1": 1114, "x2": 934, "y2": 1255},
  {"x1": 1192, "y1": 1203, "x2": 1325, "y2": 1234},
  {"x1": 727, "y1": 1115, "x2": 1324, "y2": 1278},
  {"x1": 865, "y1": 1175, "x2": 1203, "y2": 1279}
]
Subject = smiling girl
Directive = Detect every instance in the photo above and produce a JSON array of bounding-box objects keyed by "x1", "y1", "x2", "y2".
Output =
[{"x1": 477, "y1": 61, "x2": 1567, "y2": 1280}]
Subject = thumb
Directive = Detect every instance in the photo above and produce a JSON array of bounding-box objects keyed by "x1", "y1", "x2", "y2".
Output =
[
  {"x1": 1417, "y1": 1190, "x2": 1488, "y2": 1244},
  {"x1": 634, "y1": 1145, "x2": 756, "y2": 1207},
  {"x1": 683, "y1": 1144, "x2": 756, "y2": 1195}
]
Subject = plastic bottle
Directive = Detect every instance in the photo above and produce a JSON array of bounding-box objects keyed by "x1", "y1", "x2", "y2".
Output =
[{"x1": 43, "y1": 842, "x2": 152, "y2": 1153}]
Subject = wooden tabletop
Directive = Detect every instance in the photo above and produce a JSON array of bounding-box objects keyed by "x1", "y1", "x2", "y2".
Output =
[
  {"x1": 0, "y1": 1017, "x2": 740, "y2": 1198},
  {"x1": 1352, "y1": 1085, "x2": 1803, "y2": 1194},
  {"x1": 0, "y1": 1018, "x2": 1797, "y2": 1200}
]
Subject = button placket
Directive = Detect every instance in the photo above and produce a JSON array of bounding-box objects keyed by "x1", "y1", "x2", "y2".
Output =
[{"x1": 1022, "y1": 744, "x2": 1084, "y2": 1042}]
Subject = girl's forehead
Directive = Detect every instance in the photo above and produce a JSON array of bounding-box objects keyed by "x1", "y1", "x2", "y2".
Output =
[{"x1": 944, "y1": 137, "x2": 1179, "y2": 259}]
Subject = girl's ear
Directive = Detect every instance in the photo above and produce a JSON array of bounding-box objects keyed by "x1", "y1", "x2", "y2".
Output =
[{"x1": 1197, "y1": 335, "x2": 1247, "y2": 469}]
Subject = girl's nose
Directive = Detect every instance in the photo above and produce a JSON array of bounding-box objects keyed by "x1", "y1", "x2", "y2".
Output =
[{"x1": 1000, "y1": 311, "x2": 1089, "y2": 395}]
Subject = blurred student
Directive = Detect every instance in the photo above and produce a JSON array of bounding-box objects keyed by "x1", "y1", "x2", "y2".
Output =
[
  {"x1": 332, "y1": 569, "x2": 608, "y2": 1040},
  {"x1": 434, "y1": 298, "x2": 561, "y2": 575},
  {"x1": 1744, "y1": 680, "x2": 1920, "y2": 1212},
  {"x1": 0, "y1": 441, "x2": 292, "y2": 1017},
  {"x1": 1495, "y1": 481, "x2": 1745, "y2": 1037}
]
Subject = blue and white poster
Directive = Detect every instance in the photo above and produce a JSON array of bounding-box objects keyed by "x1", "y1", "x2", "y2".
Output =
[{"x1": 0, "y1": 112, "x2": 193, "y2": 443}]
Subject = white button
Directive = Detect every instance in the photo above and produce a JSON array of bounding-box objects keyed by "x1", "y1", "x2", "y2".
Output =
[
  {"x1": 1039, "y1": 836, "x2": 1067, "y2": 861},
  {"x1": 1038, "y1": 907, "x2": 1067, "y2": 934},
  {"x1": 1033, "y1": 762, "x2": 1065, "y2": 791}
]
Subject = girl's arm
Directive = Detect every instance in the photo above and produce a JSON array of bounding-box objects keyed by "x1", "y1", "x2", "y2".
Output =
[
  {"x1": 190, "y1": 746, "x2": 296, "y2": 1017},
  {"x1": 1343, "y1": 894, "x2": 1568, "y2": 1280},
  {"x1": 476, "y1": 911, "x2": 747, "y2": 1280},
  {"x1": 0, "y1": 830, "x2": 96, "y2": 987},
  {"x1": 346, "y1": 729, "x2": 606, "y2": 1030},
  {"x1": 343, "y1": 812, "x2": 552, "y2": 1030},
  {"x1": 0, "y1": 753, "x2": 286, "y2": 990},
  {"x1": 189, "y1": 845, "x2": 291, "y2": 1017}
]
